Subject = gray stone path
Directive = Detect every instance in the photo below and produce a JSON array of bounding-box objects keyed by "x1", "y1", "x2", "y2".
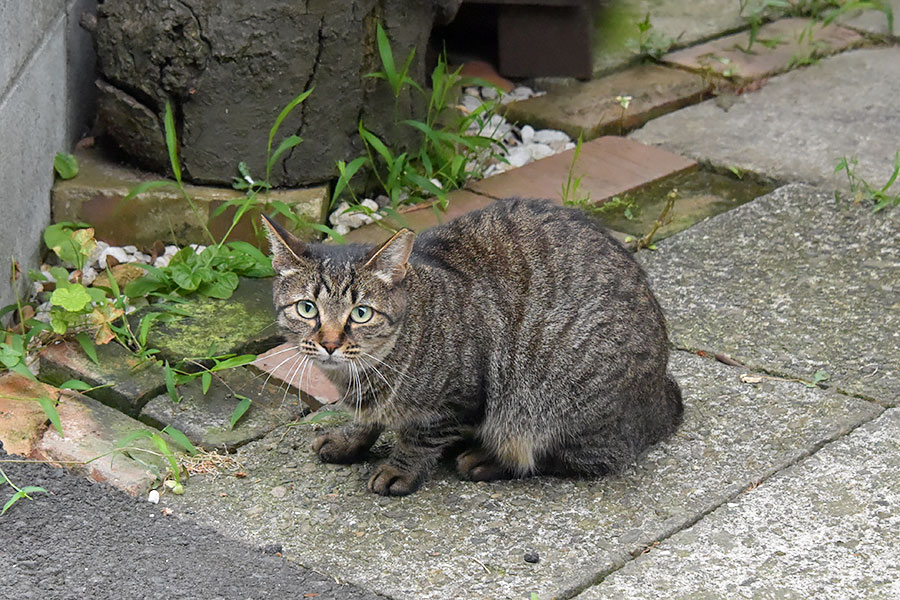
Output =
[
  {"x1": 638, "y1": 184, "x2": 900, "y2": 406},
  {"x1": 582, "y1": 409, "x2": 900, "y2": 599},
  {"x1": 165, "y1": 352, "x2": 880, "y2": 599},
  {"x1": 632, "y1": 48, "x2": 900, "y2": 191}
]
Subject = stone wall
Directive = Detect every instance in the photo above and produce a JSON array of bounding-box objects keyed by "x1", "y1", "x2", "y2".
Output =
[{"x1": 0, "y1": 0, "x2": 96, "y2": 312}]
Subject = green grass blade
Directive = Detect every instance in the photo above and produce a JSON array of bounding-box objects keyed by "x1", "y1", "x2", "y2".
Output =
[
  {"x1": 123, "y1": 180, "x2": 177, "y2": 203},
  {"x1": 162, "y1": 425, "x2": 197, "y2": 455},
  {"x1": 267, "y1": 89, "x2": 313, "y2": 167},
  {"x1": 74, "y1": 332, "x2": 99, "y2": 364},
  {"x1": 332, "y1": 156, "x2": 369, "y2": 205},
  {"x1": 229, "y1": 395, "x2": 252, "y2": 430},
  {"x1": 266, "y1": 134, "x2": 304, "y2": 181},
  {"x1": 375, "y1": 23, "x2": 400, "y2": 94},
  {"x1": 37, "y1": 395, "x2": 63, "y2": 437},
  {"x1": 358, "y1": 123, "x2": 395, "y2": 169},
  {"x1": 210, "y1": 354, "x2": 257, "y2": 371},
  {"x1": 164, "y1": 361, "x2": 180, "y2": 403},
  {"x1": 306, "y1": 222, "x2": 347, "y2": 244},
  {"x1": 201, "y1": 371, "x2": 211, "y2": 394},
  {"x1": 58, "y1": 379, "x2": 92, "y2": 391},
  {"x1": 163, "y1": 101, "x2": 182, "y2": 184}
]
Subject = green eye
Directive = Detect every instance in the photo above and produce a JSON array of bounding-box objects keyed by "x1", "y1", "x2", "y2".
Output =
[
  {"x1": 296, "y1": 300, "x2": 318, "y2": 319},
  {"x1": 350, "y1": 305, "x2": 373, "y2": 323}
]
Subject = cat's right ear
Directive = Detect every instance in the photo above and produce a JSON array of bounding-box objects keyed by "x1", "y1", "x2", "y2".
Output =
[{"x1": 261, "y1": 214, "x2": 306, "y2": 271}]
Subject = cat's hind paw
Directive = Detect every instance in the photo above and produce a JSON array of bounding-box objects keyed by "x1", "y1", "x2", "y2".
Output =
[
  {"x1": 367, "y1": 463, "x2": 423, "y2": 496},
  {"x1": 456, "y1": 448, "x2": 514, "y2": 481}
]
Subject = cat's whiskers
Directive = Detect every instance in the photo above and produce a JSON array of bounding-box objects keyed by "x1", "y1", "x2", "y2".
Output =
[
  {"x1": 280, "y1": 354, "x2": 308, "y2": 408},
  {"x1": 257, "y1": 346, "x2": 302, "y2": 391},
  {"x1": 356, "y1": 355, "x2": 399, "y2": 401},
  {"x1": 295, "y1": 352, "x2": 315, "y2": 408},
  {"x1": 359, "y1": 351, "x2": 414, "y2": 383}
]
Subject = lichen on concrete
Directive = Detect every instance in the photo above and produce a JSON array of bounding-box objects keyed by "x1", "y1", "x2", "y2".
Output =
[
  {"x1": 164, "y1": 352, "x2": 879, "y2": 599},
  {"x1": 143, "y1": 277, "x2": 281, "y2": 361}
]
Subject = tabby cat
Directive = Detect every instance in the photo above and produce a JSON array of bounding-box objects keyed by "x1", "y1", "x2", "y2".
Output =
[{"x1": 262, "y1": 198, "x2": 683, "y2": 496}]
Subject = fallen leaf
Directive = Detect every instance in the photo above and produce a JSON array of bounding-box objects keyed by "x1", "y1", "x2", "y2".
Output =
[{"x1": 740, "y1": 374, "x2": 764, "y2": 384}]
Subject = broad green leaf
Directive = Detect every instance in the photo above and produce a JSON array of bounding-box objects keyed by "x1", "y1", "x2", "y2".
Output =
[
  {"x1": 201, "y1": 371, "x2": 211, "y2": 395},
  {"x1": 9, "y1": 363, "x2": 37, "y2": 381},
  {"x1": 49, "y1": 285, "x2": 92, "y2": 312},
  {"x1": 210, "y1": 354, "x2": 256, "y2": 371},
  {"x1": 197, "y1": 271, "x2": 239, "y2": 299},
  {"x1": 36, "y1": 395, "x2": 63, "y2": 437},
  {"x1": 164, "y1": 101, "x2": 182, "y2": 184},
  {"x1": 229, "y1": 395, "x2": 252, "y2": 430},
  {"x1": 54, "y1": 152, "x2": 79, "y2": 179},
  {"x1": 58, "y1": 379, "x2": 92, "y2": 391},
  {"x1": 162, "y1": 425, "x2": 197, "y2": 455},
  {"x1": 2, "y1": 487, "x2": 47, "y2": 515},
  {"x1": 75, "y1": 332, "x2": 99, "y2": 364}
]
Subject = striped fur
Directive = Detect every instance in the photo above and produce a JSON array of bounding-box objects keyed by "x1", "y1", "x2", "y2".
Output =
[{"x1": 264, "y1": 199, "x2": 683, "y2": 496}]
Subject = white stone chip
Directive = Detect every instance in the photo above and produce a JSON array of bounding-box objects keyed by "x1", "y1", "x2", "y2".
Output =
[{"x1": 147, "y1": 490, "x2": 160, "y2": 504}]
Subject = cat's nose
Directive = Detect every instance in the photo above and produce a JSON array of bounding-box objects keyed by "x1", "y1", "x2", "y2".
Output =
[{"x1": 321, "y1": 340, "x2": 340, "y2": 354}]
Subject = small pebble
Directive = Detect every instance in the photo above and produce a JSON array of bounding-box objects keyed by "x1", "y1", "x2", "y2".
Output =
[
  {"x1": 271, "y1": 485, "x2": 287, "y2": 499},
  {"x1": 147, "y1": 490, "x2": 160, "y2": 504},
  {"x1": 524, "y1": 551, "x2": 540, "y2": 563}
]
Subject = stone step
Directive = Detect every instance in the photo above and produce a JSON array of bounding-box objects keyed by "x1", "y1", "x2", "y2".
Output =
[
  {"x1": 39, "y1": 340, "x2": 166, "y2": 416},
  {"x1": 662, "y1": 18, "x2": 864, "y2": 82},
  {"x1": 343, "y1": 190, "x2": 495, "y2": 246},
  {"x1": 505, "y1": 64, "x2": 710, "y2": 140},
  {"x1": 30, "y1": 387, "x2": 173, "y2": 496},
  {"x1": 52, "y1": 147, "x2": 328, "y2": 249},
  {"x1": 468, "y1": 136, "x2": 697, "y2": 205},
  {"x1": 0, "y1": 373, "x2": 58, "y2": 457}
]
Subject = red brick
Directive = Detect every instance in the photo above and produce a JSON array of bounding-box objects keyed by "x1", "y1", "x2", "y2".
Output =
[
  {"x1": 469, "y1": 136, "x2": 697, "y2": 205},
  {"x1": 0, "y1": 373, "x2": 56, "y2": 457}
]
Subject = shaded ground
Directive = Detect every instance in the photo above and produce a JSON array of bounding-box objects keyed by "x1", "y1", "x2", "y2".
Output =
[{"x1": 0, "y1": 446, "x2": 382, "y2": 600}]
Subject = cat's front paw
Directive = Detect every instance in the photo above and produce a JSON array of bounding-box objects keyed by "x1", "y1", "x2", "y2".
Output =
[
  {"x1": 312, "y1": 431, "x2": 367, "y2": 464},
  {"x1": 367, "y1": 463, "x2": 423, "y2": 496}
]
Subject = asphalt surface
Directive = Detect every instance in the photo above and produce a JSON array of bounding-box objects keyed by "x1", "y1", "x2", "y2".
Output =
[{"x1": 0, "y1": 446, "x2": 383, "y2": 600}]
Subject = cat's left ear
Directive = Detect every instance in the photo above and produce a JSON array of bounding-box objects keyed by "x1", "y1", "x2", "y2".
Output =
[
  {"x1": 261, "y1": 214, "x2": 306, "y2": 271},
  {"x1": 363, "y1": 229, "x2": 415, "y2": 285}
]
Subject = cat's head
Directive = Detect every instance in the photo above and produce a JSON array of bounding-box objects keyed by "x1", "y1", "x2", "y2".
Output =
[{"x1": 262, "y1": 215, "x2": 415, "y2": 372}]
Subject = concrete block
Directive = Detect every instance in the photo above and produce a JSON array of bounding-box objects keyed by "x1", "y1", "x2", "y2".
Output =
[{"x1": 0, "y1": 14, "x2": 67, "y2": 312}]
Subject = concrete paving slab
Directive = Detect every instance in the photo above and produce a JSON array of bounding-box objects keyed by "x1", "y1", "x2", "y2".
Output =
[
  {"x1": 639, "y1": 183, "x2": 900, "y2": 406},
  {"x1": 164, "y1": 351, "x2": 879, "y2": 600},
  {"x1": 663, "y1": 18, "x2": 864, "y2": 82},
  {"x1": 580, "y1": 408, "x2": 900, "y2": 600},
  {"x1": 505, "y1": 64, "x2": 710, "y2": 140},
  {"x1": 632, "y1": 47, "x2": 900, "y2": 191}
]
